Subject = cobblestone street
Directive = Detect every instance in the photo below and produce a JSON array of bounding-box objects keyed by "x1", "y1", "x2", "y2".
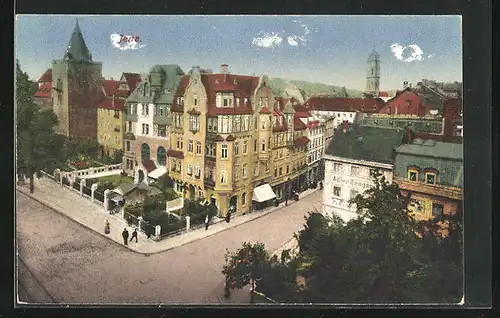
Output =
[{"x1": 16, "y1": 188, "x2": 322, "y2": 304}]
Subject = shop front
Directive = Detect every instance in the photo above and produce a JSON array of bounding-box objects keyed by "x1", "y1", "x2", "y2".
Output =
[{"x1": 252, "y1": 183, "x2": 277, "y2": 211}]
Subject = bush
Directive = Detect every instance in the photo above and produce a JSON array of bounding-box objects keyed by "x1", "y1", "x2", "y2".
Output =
[{"x1": 96, "y1": 181, "x2": 115, "y2": 193}]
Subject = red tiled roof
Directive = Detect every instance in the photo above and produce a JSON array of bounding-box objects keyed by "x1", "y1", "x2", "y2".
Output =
[
  {"x1": 33, "y1": 82, "x2": 52, "y2": 98},
  {"x1": 303, "y1": 97, "x2": 384, "y2": 113},
  {"x1": 294, "y1": 111, "x2": 310, "y2": 118},
  {"x1": 294, "y1": 136, "x2": 310, "y2": 147},
  {"x1": 123, "y1": 73, "x2": 142, "y2": 92},
  {"x1": 113, "y1": 89, "x2": 130, "y2": 98},
  {"x1": 38, "y1": 69, "x2": 52, "y2": 82},
  {"x1": 225, "y1": 135, "x2": 235, "y2": 142},
  {"x1": 167, "y1": 149, "x2": 184, "y2": 159},
  {"x1": 103, "y1": 80, "x2": 119, "y2": 97},
  {"x1": 273, "y1": 108, "x2": 283, "y2": 116},
  {"x1": 259, "y1": 107, "x2": 271, "y2": 114},
  {"x1": 294, "y1": 117, "x2": 307, "y2": 131},
  {"x1": 142, "y1": 159, "x2": 156, "y2": 173},
  {"x1": 97, "y1": 98, "x2": 125, "y2": 110}
]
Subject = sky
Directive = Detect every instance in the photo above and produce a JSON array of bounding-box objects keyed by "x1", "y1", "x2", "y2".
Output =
[{"x1": 15, "y1": 15, "x2": 462, "y2": 91}]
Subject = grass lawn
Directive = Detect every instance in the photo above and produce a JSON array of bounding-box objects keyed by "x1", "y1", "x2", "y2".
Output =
[{"x1": 97, "y1": 174, "x2": 134, "y2": 186}]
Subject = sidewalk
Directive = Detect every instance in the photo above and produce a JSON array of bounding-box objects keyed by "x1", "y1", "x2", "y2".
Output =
[{"x1": 16, "y1": 176, "x2": 320, "y2": 255}]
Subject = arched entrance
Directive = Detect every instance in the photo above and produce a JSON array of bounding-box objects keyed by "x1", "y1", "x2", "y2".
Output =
[
  {"x1": 157, "y1": 146, "x2": 166, "y2": 166},
  {"x1": 141, "y1": 143, "x2": 150, "y2": 160}
]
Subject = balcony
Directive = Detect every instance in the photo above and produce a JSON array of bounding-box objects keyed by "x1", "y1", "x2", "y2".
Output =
[
  {"x1": 394, "y1": 177, "x2": 462, "y2": 201},
  {"x1": 153, "y1": 114, "x2": 172, "y2": 125}
]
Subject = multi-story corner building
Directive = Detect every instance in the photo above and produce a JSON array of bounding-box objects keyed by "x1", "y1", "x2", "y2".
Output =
[
  {"x1": 123, "y1": 64, "x2": 185, "y2": 182},
  {"x1": 303, "y1": 97, "x2": 384, "y2": 131},
  {"x1": 33, "y1": 69, "x2": 53, "y2": 110},
  {"x1": 393, "y1": 138, "x2": 463, "y2": 221},
  {"x1": 96, "y1": 73, "x2": 141, "y2": 156},
  {"x1": 51, "y1": 20, "x2": 103, "y2": 139},
  {"x1": 322, "y1": 123, "x2": 405, "y2": 222}
]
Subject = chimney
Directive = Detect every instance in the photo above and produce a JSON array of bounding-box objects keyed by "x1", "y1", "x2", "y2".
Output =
[{"x1": 220, "y1": 64, "x2": 229, "y2": 74}]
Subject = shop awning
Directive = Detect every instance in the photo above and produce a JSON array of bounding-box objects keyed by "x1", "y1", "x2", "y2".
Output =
[
  {"x1": 252, "y1": 184, "x2": 276, "y2": 203},
  {"x1": 148, "y1": 166, "x2": 167, "y2": 179}
]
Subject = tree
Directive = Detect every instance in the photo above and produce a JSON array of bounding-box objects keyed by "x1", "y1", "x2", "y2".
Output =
[
  {"x1": 222, "y1": 242, "x2": 269, "y2": 303},
  {"x1": 16, "y1": 60, "x2": 66, "y2": 193},
  {"x1": 112, "y1": 149, "x2": 124, "y2": 164},
  {"x1": 294, "y1": 171, "x2": 462, "y2": 303}
]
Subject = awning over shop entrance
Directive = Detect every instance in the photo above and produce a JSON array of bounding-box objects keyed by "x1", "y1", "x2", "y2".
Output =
[
  {"x1": 252, "y1": 184, "x2": 276, "y2": 203},
  {"x1": 148, "y1": 166, "x2": 167, "y2": 180}
]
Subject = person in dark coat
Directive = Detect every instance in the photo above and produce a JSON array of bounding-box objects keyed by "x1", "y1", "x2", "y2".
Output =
[
  {"x1": 145, "y1": 226, "x2": 152, "y2": 239},
  {"x1": 130, "y1": 228, "x2": 138, "y2": 243},
  {"x1": 225, "y1": 211, "x2": 231, "y2": 223},
  {"x1": 122, "y1": 228, "x2": 129, "y2": 245},
  {"x1": 205, "y1": 214, "x2": 210, "y2": 230}
]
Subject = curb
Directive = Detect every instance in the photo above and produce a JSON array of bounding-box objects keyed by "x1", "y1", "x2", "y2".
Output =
[{"x1": 17, "y1": 185, "x2": 321, "y2": 256}]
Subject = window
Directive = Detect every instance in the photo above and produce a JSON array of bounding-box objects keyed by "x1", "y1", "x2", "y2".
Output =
[
  {"x1": 279, "y1": 150, "x2": 283, "y2": 158},
  {"x1": 146, "y1": 124, "x2": 150, "y2": 135},
  {"x1": 274, "y1": 169, "x2": 278, "y2": 177},
  {"x1": 243, "y1": 141, "x2": 247, "y2": 154},
  {"x1": 425, "y1": 172, "x2": 436, "y2": 185},
  {"x1": 196, "y1": 141, "x2": 202, "y2": 154},
  {"x1": 189, "y1": 115, "x2": 200, "y2": 131},
  {"x1": 242, "y1": 164, "x2": 247, "y2": 178},
  {"x1": 141, "y1": 143, "x2": 150, "y2": 160},
  {"x1": 187, "y1": 164, "x2": 193, "y2": 175},
  {"x1": 266, "y1": 163, "x2": 270, "y2": 171},
  {"x1": 387, "y1": 106, "x2": 391, "y2": 115},
  {"x1": 194, "y1": 96, "x2": 198, "y2": 106},
  {"x1": 157, "y1": 146, "x2": 166, "y2": 166},
  {"x1": 254, "y1": 165, "x2": 259, "y2": 176},
  {"x1": 333, "y1": 163, "x2": 343, "y2": 173},
  {"x1": 234, "y1": 116, "x2": 241, "y2": 132},
  {"x1": 220, "y1": 169, "x2": 227, "y2": 184},
  {"x1": 254, "y1": 140, "x2": 257, "y2": 152},
  {"x1": 158, "y1": 125, "x2": 166, "y2": 137},
  {"x1": 236, "y1": 98, "x2": 240, "y2": 107},
  {"x1": 261, "y1": 118, "x2": 266, "y2": 129},
  {"x1": 142, "y1": 123, "x2": 146, "y2": 135},
  {"x1": 286, "y1": 165, "x2": 289, "y2": 174},
  {"x1": 234, "y1": 142, "x2": 239, "y2": 155},
  {"x1": 145, "y1": 104, "x2": 149, "y2": 115},
  {"x1": 242, "y1": 193, "x2": 246, "y2": 205},
  {"x1": 223, "y1": 99, "x2": 228, "y2": 106},
  {"x1": 207, "y1": 143, "x2": 216, "y2": 157},
  {"x1": 432, "y1": 203, "x2": 444, "y2": 218},
  {"x1": 408, "y1": 169, "x2": 418, "y2": 181},
  {"x1": 221, "y1": 116, "x2": 229, "y2": 133},
  {"x1": 351, "y1": 166, "x2": 359, "y2": 176},
  {"x1": 195, "y1": 165, "x2": 201, "y2": 177},
  {"x1": 333, "y1": 186, "x2": 341, "y2": 197},
  {"x1": 126, "y1": 141, "x2": 130, "y2": 151},
  {"x1": 259, "y1": 97, "x2": 262, "y2": 106},
  {"x1": 159, "y1": 106, "x2": 164, "y2": 116},
  {"x1": 279, "y1": 167, "x2": 283, "y2": 176},
  {"x1": 268, "y1": 137, "x2": 271, "y2": 150},
  {"x1": 188, "y1": 140, "x2": 193, "y2": 152},
  {"x1": 221, "y1": 143, "x2": 228, "y2": 158},
  {"x1": 244, "y1": 98, "x2": 248, "y2": 105},
  {"x1": 350, "y1": 189, "x2": 359, "y2": 199},
  {"x1": 128, "y1": 121, "x2": 132, "y2": 132},
  {"x1": 261, "y1": 139, "x2": 266, "y2": 151}
]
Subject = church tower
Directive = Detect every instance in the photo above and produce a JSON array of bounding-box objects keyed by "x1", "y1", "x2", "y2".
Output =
[
  {"x1": 52, "y1": 19, "x2": 102, "y2": 139},
  {"x1": 365, "y1": 50, "x2": 380, "y2": 97}
]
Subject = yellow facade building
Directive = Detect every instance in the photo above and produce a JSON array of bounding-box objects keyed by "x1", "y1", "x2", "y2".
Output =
[{"x1": 167, "y1": 65, "x2": 310, "y2": 217}]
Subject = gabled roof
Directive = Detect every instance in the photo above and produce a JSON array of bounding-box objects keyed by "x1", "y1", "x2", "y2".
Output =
[
  {"x1": 294, "y1": 117, "x2": 307, "y2": 130},
  {"x1": 395, "y1": 139, "x2": 463, "y2": 160},
  {"x1": 103, "y1": 80, "x2": 119, "y2": 97},
  {"x1": 326, "y1": 124, "x2": 404, "y2": 164},
  {"x1": 304, "y1": 97, "x2": 384, "y2": 113},
  {"x1": 122, "y1": 73, "x2": 141, "y2": 92},
  {"x1": 96, "y1": 98, "x2": 125, "y2": 110},
  {"x1": 63, "y1": 20, "x2": 92, "y2": 62},
  {"x1": 38, "y1": 69, "x2": 52, "y2": 82},
  {"x1": 33, "y1": 82, "x2": 52, "y2": 98},
  {"x1": 294, "y1": 136, "x2": 310, "y2": 147}
]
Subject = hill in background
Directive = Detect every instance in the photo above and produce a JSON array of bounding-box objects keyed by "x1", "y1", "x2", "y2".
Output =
[{"x1": 268, "y1": 77, "x2": 364, "y2": 103}]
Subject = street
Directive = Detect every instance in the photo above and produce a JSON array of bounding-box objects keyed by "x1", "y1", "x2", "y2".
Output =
[{"x1": 16, "y1": 189, "x2": 322, "y2": 304}]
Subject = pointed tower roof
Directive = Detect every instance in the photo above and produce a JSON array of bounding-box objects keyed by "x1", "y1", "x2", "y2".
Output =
[
  {"x1": 368, "y1": 49, "x2": 380, "y2": 61},
  {"x1": 63, "y1": 19, "x2": 92, "y2": 62}
]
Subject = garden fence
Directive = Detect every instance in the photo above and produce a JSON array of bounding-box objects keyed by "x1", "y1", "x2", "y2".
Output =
[{"x1": 94, "y1": 191, "x2": 104, "y2": 203}]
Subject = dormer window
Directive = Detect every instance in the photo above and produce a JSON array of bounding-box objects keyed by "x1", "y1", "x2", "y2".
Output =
[
  {"x1": 236, "y1": 98, "x2": 240, "y2": 107},
  {"x1": 215, "y1": 79, "x2": 219, "y2": 84},
  {"x1": 387, "y1": 107, "x2": 391, "y2": 114},
  {"x1": 259, "y1": 97, "x2": 262, "y2": 106},
  {"x1": 244, "y1": 98, "x2": 248, "y2": 105},
  {"x1": 180, "y1": 97, "x2": 184, "y2": 105},
  {"x1": 223, "y1": 99, "x2": 228, "y2": 107}
]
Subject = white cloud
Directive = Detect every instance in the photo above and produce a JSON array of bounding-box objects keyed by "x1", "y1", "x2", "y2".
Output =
[
  {"x1": 390, "y1": 43, "x2": 425, "y2": 62},
  {"x1": 110, "y1": 33, "x2": 146, "y2": 51},
  {"x1": 287, "y1": 36, "x2": 299, "y2": 46},
  {"x1": 252, "y1": 32, "x2": 283, "y2": 48},
  {"x1": 427, "y1": 54, "x2": 434, "y2": 58},
  {"x1": 251, "y1": 19, "x2": 315, "y2": 49}
]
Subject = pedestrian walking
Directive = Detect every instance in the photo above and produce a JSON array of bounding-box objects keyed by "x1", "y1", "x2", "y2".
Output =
[
  {"x1": 104, "y1": 220, "x2": 110, "y2": 234},
  {"x1": 145, "y1": 226, "x2": 151, "y2": 239},
  {"x1": 130, "y1": 228, "x2": 138, "y2": 243},
  {"x1": 205, "y1": 214, "x2": 210, "y2": 230},
  {"x1": 285, "y1": 194, "x2": 288, "y2": 206},
  {"x1": 225, "y1": 211, "x2": 231, "y2": 223},
  {"x1": 122, "y1": 228, "x2": 129, "y2": 246}
]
